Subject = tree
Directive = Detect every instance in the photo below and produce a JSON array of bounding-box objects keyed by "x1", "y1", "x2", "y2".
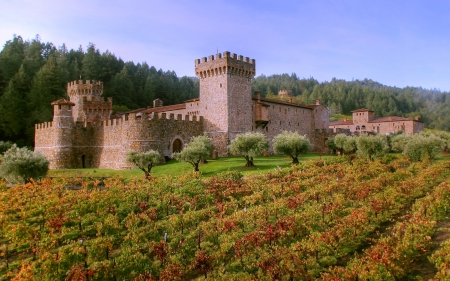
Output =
[
  {"x1": 273, "y1": 131, "x2": 311, "y2": 164},
  {"x1": 0, "y1": 144, "x2": 49, "y2": 184},
  {"x1": 173, "y1": 135, "x2": 213, "y2": 172},
  {"x1": 403, "y1": 134, "x2": 444, "y2": 162},
  {"x1": 356, "y1": 134, "x2": 389, "y2": 161},
  {"x1": 391, "y1": 134, "x2": 410, "y2": 152},
  {"x1": 333, "y1": 133, "x2": 348, "y2": 154},
  {"x1": 126, "y1": 150, "x2": 162, "y2": 180},
  {"x1": 0, "y1": 141, "x2": 13, "y2": 154},
  {"x1": 342, "y1": 136, "x2": 358, "y2": 154},
  {"x1": 229, "y1": 132, "x2": 269, "y2": 167}
]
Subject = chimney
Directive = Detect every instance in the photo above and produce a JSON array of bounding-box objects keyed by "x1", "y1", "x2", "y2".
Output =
[
  {"x1": 153, "y1": 98, "x2": 163, "y2": 108},
  {"x1": 316, "y1": 99, "x2": 320, "y2": 105},
  {"x1": 254, "y1": 91, "x2": 261, "y2": 102},
  {"x1": 389, "y1": 116, "x2": 392, "y2": 121},
  {"x1": 289, "y1": 98, "x2": 292, "y2": 103},
  {"x1": 415, "y1": 116, "x2": 419, "y2": 121},
  {"x1": 344, "y1": 118, "x2": 347, "y2": 121}
]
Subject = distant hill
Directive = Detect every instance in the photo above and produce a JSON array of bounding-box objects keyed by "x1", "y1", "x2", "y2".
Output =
[{"x1": 1, "y1": 35, "x2": 449, "y2": 147}]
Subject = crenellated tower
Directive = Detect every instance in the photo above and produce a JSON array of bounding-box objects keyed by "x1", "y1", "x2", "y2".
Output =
[
  {"x1": 195, "y1": 51, "x2": 256, "y2": 155},
  {"x1": 67, "y1": 80, "x2": 112, "y2": 123},
  {"x1": 50, "y1": 99, "x2": 75, "y2": 168}
]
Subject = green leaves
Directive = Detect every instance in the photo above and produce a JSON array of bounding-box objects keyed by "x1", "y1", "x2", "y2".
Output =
[
  {"x1": 173, "y1": 134, "x2": 213, "y2": 172},
  {"x1": 229, "y1": 132, "x2": 269, "y2": 167},
  {"x1": 273, "y1": 131, "x2": 311, "y2": 164},
  {"x1": 0, "y1": 144, "x2": 49, "y2": 184}
]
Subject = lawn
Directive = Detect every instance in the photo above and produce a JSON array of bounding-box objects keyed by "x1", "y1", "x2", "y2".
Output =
[
  {"x1": 46, "y1": 152, "x2": 450, "y2": 180},
  {"x1": 47, "y1": 153, "x2": 327, "y2": 180}
]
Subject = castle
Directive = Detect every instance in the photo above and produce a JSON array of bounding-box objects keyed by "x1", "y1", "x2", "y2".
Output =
[
  {"x1": 329, "y1": 108, "x2": 424, "y2": 135},
  {"x1": 35, "y1": 51, "x2": 337, "y2": 169}
]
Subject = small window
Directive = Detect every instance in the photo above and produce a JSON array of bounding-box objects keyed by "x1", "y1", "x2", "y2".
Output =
[{"x1": 58, "y1": 105, "x2": 62, "y2": 110}]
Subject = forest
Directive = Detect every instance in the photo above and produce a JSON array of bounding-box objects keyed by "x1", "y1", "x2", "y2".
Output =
[{"x1": 1, "y1": 35, "x2": 450, "y2": 147}]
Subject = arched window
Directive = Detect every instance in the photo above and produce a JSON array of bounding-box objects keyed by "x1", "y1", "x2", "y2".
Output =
[{"x1": 361, "y1": 125, "x2": 366, "y2": 131}]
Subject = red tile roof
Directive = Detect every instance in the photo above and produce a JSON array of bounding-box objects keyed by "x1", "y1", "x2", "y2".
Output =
[
  {"x1": 368, "y1": 116, "x2": 420, "y2": 123},
  {"x1": 253, "y1": 96, "x2": 314, "y2": 109},
  {"x1": 329, "y1": 120, "x2": 354, "y2": 126},
  {"x1": 351, "y1": 108, "x2": 373, "y2": 113},
  {"x1": 51, "y1": 99, "x2": 75, "y2": 106},
  {"x1": 140, "y1": 103, "x2": 186, "y2": 114}
]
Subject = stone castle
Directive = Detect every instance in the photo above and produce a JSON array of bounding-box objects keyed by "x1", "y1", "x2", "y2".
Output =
[{"x1": 35, "y1": 51, "x2": 338, "y2": 169}]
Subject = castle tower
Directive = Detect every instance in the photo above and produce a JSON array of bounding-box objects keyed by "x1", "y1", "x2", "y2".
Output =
[
  {"x1": 195, "y1": 51, "x2": 256, "y2": 155},
  {"x1": 67, "y1": 80, "x2": 112, "y2": 123},
  {"x1": 50, "y1": 99, "x2": 75, "y2": 168}
]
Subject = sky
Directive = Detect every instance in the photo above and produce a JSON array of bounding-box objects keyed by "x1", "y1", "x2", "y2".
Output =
[{"x1": 1, "y1": 0, "x2": 450, "y2": 91}]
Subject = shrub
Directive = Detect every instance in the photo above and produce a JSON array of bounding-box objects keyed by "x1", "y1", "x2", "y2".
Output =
[
  {"x1": 403, "y1": 134, "x2": 444, "y2": 161},
  {"x1": 0, "y1": 145, "x2": 49, "y2": 184}
]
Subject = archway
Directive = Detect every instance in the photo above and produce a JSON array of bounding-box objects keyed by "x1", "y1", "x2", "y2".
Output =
[{"x1": 172, "y1": 139, "x2": 183, "y2": 153}]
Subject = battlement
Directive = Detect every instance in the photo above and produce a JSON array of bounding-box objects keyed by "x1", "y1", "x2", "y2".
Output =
[
  {"x1": 35, "y1": 122, "x2": 54, "y2": 130},
  {"x1": 195, "y1": 51, "x2": 256, "y2": 79},
  {"x1": 278, "y1": 90, "x2": 291, "y2": 96},
  {"x1": 67, "y1": 80, "x2": 104, "y2": 97}
]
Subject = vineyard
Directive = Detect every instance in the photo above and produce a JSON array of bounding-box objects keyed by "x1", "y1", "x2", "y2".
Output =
[{"x1": 1, "y1": 155, "x2": 450, "y2": 280}]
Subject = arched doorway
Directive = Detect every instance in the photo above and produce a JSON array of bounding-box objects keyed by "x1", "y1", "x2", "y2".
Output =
[{"x1": 172, "y1": 139, "x2": 183, "y2": 153}]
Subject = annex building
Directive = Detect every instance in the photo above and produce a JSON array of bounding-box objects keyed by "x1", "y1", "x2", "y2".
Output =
[
  {"x1": 329, "y1": 108, "x2": 424, "y2": 135},
  {"x1": 35, "y1": 51, "x2": 338, "y2": 169}
]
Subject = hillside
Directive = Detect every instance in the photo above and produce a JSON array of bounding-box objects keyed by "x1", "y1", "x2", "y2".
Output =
[{"x1": 1, "y1": 35, "x2": 449, "y2": 147}]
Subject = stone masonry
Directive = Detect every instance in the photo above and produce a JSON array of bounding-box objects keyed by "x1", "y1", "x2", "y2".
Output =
[
  {"x1": 329, "y1": 108, "x2": 424, "y2": 135},
  {"x1": 35, "y1": 51, "x2": 343, "y2": 169}
]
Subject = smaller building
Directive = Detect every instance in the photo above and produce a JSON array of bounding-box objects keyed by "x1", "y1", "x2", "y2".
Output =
[{"x1": 329, "y1": 108, "x2": 424, "y2": 135}]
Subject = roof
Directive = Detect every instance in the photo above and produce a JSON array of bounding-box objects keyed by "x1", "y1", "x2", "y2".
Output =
[
  {"x1": 140, "y1": 103, "x2": 186, "y2": 114},
  {"x1": 351, "y1": 108, "x2": 374, "y2": 113},
  {"x1": 329, "y1": 120, "x2": 354, "y2": 126},
  {"x1": 369, "y1": 116, "x2": 422, "y2": 123},
  {"x1": 253, "y1": 96, "x2": 314, "y2": 110},
  {"x1": 51, "y1": 98, "x2": 75, "y2": 106}
]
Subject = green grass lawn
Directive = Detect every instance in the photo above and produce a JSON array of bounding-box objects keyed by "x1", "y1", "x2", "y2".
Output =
[
  {"x1": 47, "y1": 153, "x2": 328, "y2": 180},
  {"x1": 46, "y1": 152, "x2": 450, "y2": 181}
]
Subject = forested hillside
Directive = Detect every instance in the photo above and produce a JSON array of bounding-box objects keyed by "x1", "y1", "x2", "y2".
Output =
[
  {"x1": 1, "y1": 35, "x2": 450, "y2": 147},
  {"x1": 0, "y1": 36, "x2": 199, "y2": 147},
  {"x1": 253, "y1": 75, "x2": 450, "y2": 131}
]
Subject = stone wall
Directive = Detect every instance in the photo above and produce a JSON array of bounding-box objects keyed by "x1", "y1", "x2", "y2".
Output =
[{"x1": 35, "y1": 113, "x2": 203, "y2": 169}]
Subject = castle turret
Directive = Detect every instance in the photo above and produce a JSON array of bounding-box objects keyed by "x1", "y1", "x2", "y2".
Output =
[
  {"x1": 67, "y1": 80, "x2": 112, "y2": 123},
  {"x1": 195, "y1": 51, "x2": 256, "y2": 155},
  {"x1": 50, "y1": 99, "x2": 75, "y2": 168}
]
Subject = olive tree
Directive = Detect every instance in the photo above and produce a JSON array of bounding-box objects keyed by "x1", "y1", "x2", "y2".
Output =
[
  {"x1": 229, "y1": 132, "x2": 269, "y2": 167},
  {"x1": 356, "y1": 134, "x2": 389, "y2": 161},
  {"x1": 342, "y1": 136, "x2": 358, "y2": 154},
  {"x1": 403, "y1": 134, "x2": 444, "y2": 161},
  {"x1": 391, "y1": 134, "x2": 410, "y2": 152},
  {"x1": 333, "y1": 133, "x2": 348, "y2": 154},
  {"x1": 273, "y1": 131, "x2": 311, "y2": 164},
  {"x1": 126, "y1": 149, "x2": 162, "y2": 180},
  {"x1": 0, "y1": 145, "x2": 49, "y2": 184},
  {"x1": 173, "y1": 134, "x2": 213, "y2": 172}
]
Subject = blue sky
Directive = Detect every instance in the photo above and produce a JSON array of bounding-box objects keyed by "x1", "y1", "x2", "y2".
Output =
[{"x1": 1, "y1": 0, "x2": 450, "y2": 91}]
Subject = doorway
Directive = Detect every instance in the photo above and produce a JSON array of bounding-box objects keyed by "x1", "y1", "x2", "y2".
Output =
[{"x1": 172, "y1": 139, "x2": 183, "y2": 153}]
